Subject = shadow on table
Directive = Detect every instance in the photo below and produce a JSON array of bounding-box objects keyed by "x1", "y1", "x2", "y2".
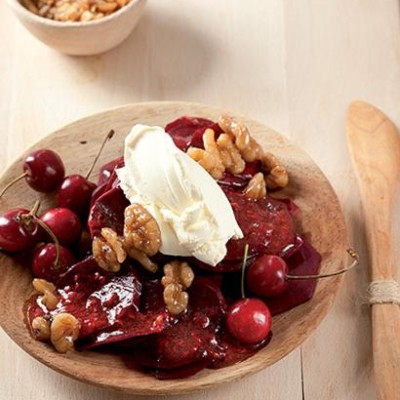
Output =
[{"x1": 64, "y1": 8, "x2": 215, "y2": 100}]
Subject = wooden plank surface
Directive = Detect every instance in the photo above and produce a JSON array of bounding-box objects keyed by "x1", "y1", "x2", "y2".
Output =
[{"x1": 1, "y1": 0, "x2": 399, "y2": 399}]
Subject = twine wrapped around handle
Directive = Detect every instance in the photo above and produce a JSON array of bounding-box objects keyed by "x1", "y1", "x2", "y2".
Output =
[{"x1": 368, "y1": 281, "x2": 400, "y2": 305}]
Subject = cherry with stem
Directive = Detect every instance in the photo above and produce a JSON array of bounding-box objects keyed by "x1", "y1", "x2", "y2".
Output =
[
  {"x1": 55, "y1": 129, "x2": 115, "y2": 215},
  {"x1": 247, "y1": 248, "x2": 359, "y2": 298},
  {"x1": 0, "y1": 149, "x2": 65, "y2": 199}
]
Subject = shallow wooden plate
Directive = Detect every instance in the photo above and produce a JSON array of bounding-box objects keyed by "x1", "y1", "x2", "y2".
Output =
[{"x1": 0, "y1": 102, "x2": 347, "y2": 395}]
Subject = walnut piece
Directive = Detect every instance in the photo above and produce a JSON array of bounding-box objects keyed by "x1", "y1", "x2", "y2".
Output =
[
  {"x1": 92, "y1": 227, "x2": 126, "y2": 273},
  {"x1": 32, "y1": 278, "x2": 59, "y2": 310},
  {"x1": 187, "y1": 128, "x2": 246, "y2": 179},
  {"x1": 262, "y1": 152, "x2": 289, "y2": 189},
  {"x1": 218, "y1": 114, "x2": 262, "y2": 162},
  {"x1": 161, "y1": 261, "x2": 194, "y2": 315},
  {"x1": 187, "y1": 129, "x2": 225, "y2": 179},
  {"x1": 216, "y1": 133, "x2": 246, "y2": 175},
  {"x1": 50, "y1": 313, "x2": 80, "y2": 353},
  {"x1": 244, "y1": 172, "x2": 267, "y2": 199},
  {"x1": 161, "y1": 261, "x2": 194, "y2": 289},
  {"x1": 21, "y1": 0, "x2": 131, "y2": 22},
  {"x1": 124, "y1": 204, "x2": 161, "y2": 256},
  {"x1": 163, "y1": 283, "x2": 189, "y2": 315},
  {"x1": 31, "y1": 316, "x2": 51, "y2": 341}
]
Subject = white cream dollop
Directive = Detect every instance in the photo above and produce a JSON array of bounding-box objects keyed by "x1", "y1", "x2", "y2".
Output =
[{"x1": 116, "y1": 124, "x2": 243, "y2": 266}]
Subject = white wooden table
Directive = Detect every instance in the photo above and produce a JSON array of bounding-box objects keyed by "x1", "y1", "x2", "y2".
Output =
[{"x1": 1, "y1": 1, "x2": 399, "y2": 399}]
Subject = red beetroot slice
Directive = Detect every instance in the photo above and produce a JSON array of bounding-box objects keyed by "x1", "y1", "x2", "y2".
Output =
[
  {"x1": 77, "y1": 309, "x2": 171, "y2": 350},
  {"x1": 27, "y1": 258, "x2": 143, "y2": 339},
  {"x1": 263, "y1": 238, "x2": 322, "y2": 316},
  {"x1": 225, "y1": 190, "x2": 296, "y2": 261},
  {"x1": 133, "y1": 277, "x2": 227, "y2": 371},
  {"x1": 77, "y1": 278, "x2": 172, "y2": 350},
  {"x1": 165, "y1": 116, "x2": 222, "y2": 151},
  {"x1": 88, "y1": 186, "x2": 129, "y2": 237},
  {"x1": 209, "y1": 331, "x2": 272, "y2": 369},
  {"x1": 97, "y1": 156, "x2": 124, "y2": 186},
  {"x1": 217, "y1": 160, "x2": 261, "y2": 189}
]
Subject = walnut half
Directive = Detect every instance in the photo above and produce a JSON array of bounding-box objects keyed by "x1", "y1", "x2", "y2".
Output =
[
  {"x1": 32, "y1": 278, "x2": 59, "y2": 310},
  {"x1": 50, "y1": 313, "x2": 80, "y2": 353},
  {"x1": 161, "y1": 261, "x2": 194, "y2": 315}
]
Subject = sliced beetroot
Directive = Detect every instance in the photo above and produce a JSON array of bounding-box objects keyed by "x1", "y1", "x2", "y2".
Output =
[
  {"x1": 88, "y1": 186, "x2": 129, "y2": 237},
  {"x1": 224, "y1": 190, "x2": 296, "y2": 261},
  {"x1": 133, "y1": 277, "x2": 227, "y2": 370},
  {"x1": 217, "y1": 160, "x2": 261, "y2": 189},
  {"x1": 263, "y1": 239, "x2": 321, "y2": 316},
  {"x1": 187, "y1": 276, "x2": 227, "y2": 323},
  {"x1": 98, "y1": 156, "x2": 124, "y2": 186},
  {"x1": 77, "y1": 278, "x2": 171, "y2": 350},
  {"x1": 165, "y1": 116, "x2": 222, "y2": 151},
  {"x1": 77, "y1": 309, "x2": 171, "y2": 350},
  {"x1": 27, "y1": 258, "x2": 143, "y2": 339},
  {"x1": 209, "y1": 331, "x2": 271, "y2": 369}
]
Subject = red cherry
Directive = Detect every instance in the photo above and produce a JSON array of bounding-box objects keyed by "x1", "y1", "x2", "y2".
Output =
[
  {"x1": 226, "y1": 298, "x2": 272, "y2": 344},
  {"x1": 32, "y1": 243, "x2": 75, "y2": 281},
  {"x1": 0, "y1": 208, "x2": 42, "y2": 252},
  {"x1": 40, "y1": 207, "x2": 82, "y2": 245},
  {"x1": 247, "y1": 255, "x2": 289, "y2": 297},
  {"x1": 55, "y1": 175, "x2": 96, "y2": 215},
  {"x1": 23, "y1": 149, "x2": 65, "y2": 192}
]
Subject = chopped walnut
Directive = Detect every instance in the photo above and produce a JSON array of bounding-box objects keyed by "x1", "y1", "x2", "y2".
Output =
[
  {"x1": 218, "y1": 114, "x2": 262, "y2": 162},
  {"x1": 161, "y1": 261, "x2": 194, "y2": 289},
  {"x1": 245, "y1": 172, "x2": 267, "y2": 199},
  {"x1": 187, "y1": 129, "x2": 225, "y2": 179},
  {"x1": 50, "y1": 313, "x2": 80, "y2": 353},
  {"x1": 124, "y1": 204, "x2": 161, "y2": 256},
  {"x1": 92, "y1": 233, "x2": 122, "y2": 272},
  {"x1": 32, "y1": 279, "x2": 59, "y2": 310},
  {"x1": 161, "y1": 261, "x2": 194, "y2": 315},
  {"x1": 31, "y1": 316, "x2": 51, "y2": 341},
  {"x1": 163, "y1": 283, "x2": 189, "y2": 315},
  {"x1": 216, "y1": 133, "x2": 246, "y2": 175},
  {"x1": 262, "y1": 152, "x2": 289, "y2": 189}
]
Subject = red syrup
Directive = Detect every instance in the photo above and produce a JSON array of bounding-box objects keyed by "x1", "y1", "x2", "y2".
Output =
[{"x1": 25, "y1": 116, "x2": 322, "y2": 380}]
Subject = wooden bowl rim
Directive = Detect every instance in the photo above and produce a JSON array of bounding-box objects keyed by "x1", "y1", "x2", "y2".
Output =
[{"x1": 0, "y1": 101, "x2": 348, "y2": 395}]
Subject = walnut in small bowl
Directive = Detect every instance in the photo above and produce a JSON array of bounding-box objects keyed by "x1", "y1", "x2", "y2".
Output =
[{"x1": 6, "y1": 0, "x2": 146, "y2": 55}]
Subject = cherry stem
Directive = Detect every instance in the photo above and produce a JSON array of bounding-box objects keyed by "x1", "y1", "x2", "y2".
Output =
[
  {"x1": 85, "y1": 129, "x2": 115, "y2": 180},
  {"x1": 286, "y1": 248, "x2": 359, "y2": 280},
  {"x1": 240, "y1": 244, "x2": 249, "y2": 299},
  {"x1": 35, "y1": 219, "x2": 61, "y2": 269},
  {"x1": 25, "y1": 201, "x2": 61, "y2": 269},
  {"x1": 0, "y1": 172, "x2": 27, "y2": 199},
  {"x1": 29, "y1": 200, "x2": 41, "y2": 217}
]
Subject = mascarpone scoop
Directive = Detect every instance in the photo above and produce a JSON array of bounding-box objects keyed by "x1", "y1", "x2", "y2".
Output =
[{"x1": 116, "y1": 124, "x2": 243, "y2": 266}]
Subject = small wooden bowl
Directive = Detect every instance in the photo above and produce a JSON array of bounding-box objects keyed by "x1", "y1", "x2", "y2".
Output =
[
  {"x1": 6, "y1": 0, "x2": 146, "y2": 55},
  {"x1": 0, "y1": 102, "x2": 347, "y2": 395}
]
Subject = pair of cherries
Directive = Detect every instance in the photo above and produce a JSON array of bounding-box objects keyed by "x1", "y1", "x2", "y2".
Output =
[
  {"x1": 1, "y1": 148, "x2": 96, "y2": 215},
  {"x1": 225, "y1": 251, "x2": 288, "y2": 345}
]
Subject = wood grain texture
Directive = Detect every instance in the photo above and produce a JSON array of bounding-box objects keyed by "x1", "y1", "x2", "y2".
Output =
[
  {"x1": 347, "y1": 101, "x2": 400, "y2": 400},
  {"x1": 0, "y1": 101, "x2": 347, "y2": 395}
]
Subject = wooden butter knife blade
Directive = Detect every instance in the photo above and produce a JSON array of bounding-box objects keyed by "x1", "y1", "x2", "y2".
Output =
[{"x1": 346, "y1": 100, "x2": 400, "y2": 400}]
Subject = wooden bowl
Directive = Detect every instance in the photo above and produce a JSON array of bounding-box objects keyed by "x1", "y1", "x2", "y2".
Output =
[
  {"x1": 6, "y1": 0, "x2": 146, "y2": 55},
  {"x1": 0, "y1": 102, "x2": 347, "y2": 395}
]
